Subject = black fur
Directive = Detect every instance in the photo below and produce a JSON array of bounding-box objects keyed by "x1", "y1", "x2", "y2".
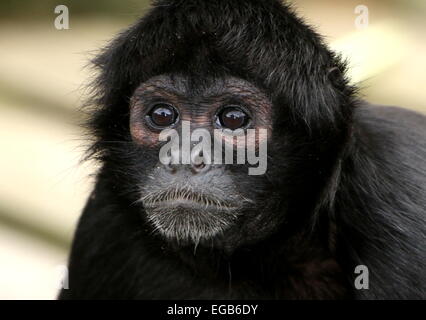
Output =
[{"x1": 60, "y1": 0, "x2": 426, "y2": 299}]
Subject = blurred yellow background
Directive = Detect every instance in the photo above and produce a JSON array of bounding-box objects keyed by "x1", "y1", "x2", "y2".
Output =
[{"x1": 0, "y1": 0, "x2": 425, "y2": 299}]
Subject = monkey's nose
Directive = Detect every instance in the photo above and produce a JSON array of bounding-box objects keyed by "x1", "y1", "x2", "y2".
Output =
[{"x1": 163, "y1": 161, "x2": 211, "y2": 174}]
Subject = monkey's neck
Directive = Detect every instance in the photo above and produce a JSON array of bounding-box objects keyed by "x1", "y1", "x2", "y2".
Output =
[{"x1": 165, "y1": 226, "x2": 348, "y2": 299}]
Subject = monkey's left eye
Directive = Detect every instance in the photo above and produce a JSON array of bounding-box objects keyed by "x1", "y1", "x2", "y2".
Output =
[
  {"x1": 147, "y1": 104, "x2": 178, "y2": 128},
  {"x1": 216, "y1": 106, "x2": 250, "y2": 130}
]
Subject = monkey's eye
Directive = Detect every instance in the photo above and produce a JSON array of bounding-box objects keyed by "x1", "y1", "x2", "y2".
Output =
[
  {"x1": 147, "y1": 104, "x2": 178, "y2": 128},
  {"x1": 217, "y1": 106, "x2": 249, "y2": 130}
]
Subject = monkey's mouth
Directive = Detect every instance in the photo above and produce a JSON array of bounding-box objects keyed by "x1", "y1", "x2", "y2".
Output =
[
  {"x1": 141, "y1": 187, "x2": 241, "y2": 243},
  {"x1": 141, "y1": 187, "x2": 235, "y2": 210}
]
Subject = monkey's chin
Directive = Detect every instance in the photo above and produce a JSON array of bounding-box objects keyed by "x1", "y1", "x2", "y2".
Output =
[{"x1": 144, "y1": 200, "x2": 239, "y2": 245}]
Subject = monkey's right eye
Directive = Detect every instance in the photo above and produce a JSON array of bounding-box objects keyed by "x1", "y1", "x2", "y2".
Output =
[{"x1": 147, "y1": 104, "x2": 178, "y2": 128}]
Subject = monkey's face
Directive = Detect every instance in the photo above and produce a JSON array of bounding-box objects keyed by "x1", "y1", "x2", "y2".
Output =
[{"x1": 127, "y1": 74, "x2": 276, "y2": 246}]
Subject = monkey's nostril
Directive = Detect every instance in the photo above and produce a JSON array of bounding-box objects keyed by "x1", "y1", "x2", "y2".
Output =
[
  {"x1": 194, "y1": 162, "x2": 205, "y2": 169},
  {"x1": 191, "y1": 162, "x2": 210, "y2": 173},
  {"x1": 164, "y1": 162, "x2": 177, "y2": 174}
]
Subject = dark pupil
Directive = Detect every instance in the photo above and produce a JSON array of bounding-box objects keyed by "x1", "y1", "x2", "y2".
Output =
[
  {"x1": 221, "y1": 108, "x2": 247, "y2": 130},
  {"x1": 151, "y1": 105, "x2": 175, "y2": 127}
]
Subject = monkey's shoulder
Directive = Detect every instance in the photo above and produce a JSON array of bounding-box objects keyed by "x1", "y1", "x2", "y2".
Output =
[
  {"x1": 351, "y1": 102, "x2": 426, "y2": 188},
  {"x1": 334, "y1": 103, "x2": 426, "y2": 299},
  {"x1": 354, "y1": 103, "x2": 426, "y2": 149}
]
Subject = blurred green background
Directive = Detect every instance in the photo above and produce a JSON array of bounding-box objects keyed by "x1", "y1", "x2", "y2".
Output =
[{"x1": 0, "y1": 0, "x2": 425, "y2": 299}]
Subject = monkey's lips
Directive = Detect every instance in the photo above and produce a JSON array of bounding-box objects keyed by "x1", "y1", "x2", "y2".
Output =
[
  {"x1": 145, "y1": 198, "x2": 237, "y2": 211},
  {"x1": 141, "y1": 188, "x2": 240, "y2": 243},
  {"x1": 141, "y1": 189, "x2": 236, "y2": 211}
]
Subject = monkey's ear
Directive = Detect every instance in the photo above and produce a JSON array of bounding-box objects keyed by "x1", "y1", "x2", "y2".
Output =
[
  {"x1": 327, "y1": 67, "x2": 343, "y2": 87},
  {"x1": 327, "y1": 66, "x2": 352, "y2": 95}
]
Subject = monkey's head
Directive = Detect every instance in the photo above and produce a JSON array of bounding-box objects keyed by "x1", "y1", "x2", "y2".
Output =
[{"x1": 89, "y1": 0, "x2": 354, "y2": 249}]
